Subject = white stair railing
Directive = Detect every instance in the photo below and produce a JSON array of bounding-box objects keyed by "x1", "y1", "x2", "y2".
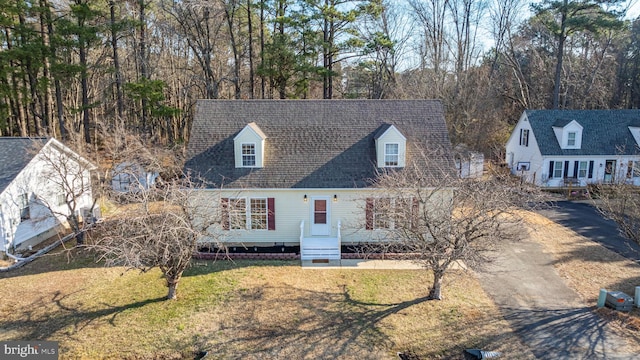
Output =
[
  {"x1": 337, "y1": 220, "x2": 342, "y2": 256},
  {"x1": 299, "y1": 220, "x2": 305, "y2": 258}
]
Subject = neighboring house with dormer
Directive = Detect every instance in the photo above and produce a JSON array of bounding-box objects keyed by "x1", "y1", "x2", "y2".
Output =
[
  {"x1": 505, "y1": 110, "x2": 640, "y2": 187},
  {"x1": 0, "y1": 138, "x2": 95, "y2": 256},
  {"x1": 185, "y1": 100, "x2": 455, "y2": 261}
]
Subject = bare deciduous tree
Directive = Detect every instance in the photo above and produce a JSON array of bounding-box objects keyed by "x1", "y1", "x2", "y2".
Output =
[
  {"x1": 368, "y1": 153, "x2": 543, "y2": 300},
  {"x1": 30, "y1": 138, "x2": 97, "y2": 245},
  {"x1": 594, "y1": 181, "x2": 640, "y2": 245},
  {"x1": 90, "y1": 174, "x2": 225, "y2": 300}
]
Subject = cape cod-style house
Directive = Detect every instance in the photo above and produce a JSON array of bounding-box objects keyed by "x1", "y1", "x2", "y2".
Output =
[
  {"x1": 185, "y1": 100, "x2": 455, "y2": 261},
  {"x1": 506, "y1": 110, "x2": 640, "y2": 187},
  {"x1": 0, "y1": 138, "x2": 95, "y2": 256}
]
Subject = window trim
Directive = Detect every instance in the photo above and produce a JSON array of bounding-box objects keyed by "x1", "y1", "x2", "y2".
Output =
[
  {"x1": 520, "y1": 129, "x2": 529, "y2": 147},
  {"x1": 578, "y1": 161, "x2": 588, "y2": 178},
  {"x1": 241, "y1": 143, "x2": 257, "y2": 168},
  {"x1": 19, "y1": 193, "x2": 30, "y2": 221},
  {"x1": 567, "y1": 132, "x2": 576, "y2": 147},
  {"x1": 223, "y1": 197, "x2": 274, "y2": 231},
  {"x1": 552, "y1": 161, "x2": 563, "y2": 178},
  {"x1": 384, "y1": 143, "x2": 400, "y2": 167},
  {"x1": 249, "y1": 198, "x2": 268, "y2": 231},
  {"x1": 630, "y1": 161, "x2": 640, "y2": 178},
  {"x1": 228, "y1": 197, "x2": 248, "y2": 230},
  {"x1": 366, "y1": 197, "x2": 416, "y2": 230},
  {"x1": 57, "y1": 193, "x2": 67, "y2": 207}
]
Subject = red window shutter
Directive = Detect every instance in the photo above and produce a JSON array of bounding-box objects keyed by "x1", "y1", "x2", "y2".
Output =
[
  {"x1": 411, "y1": 197, "x2": 419, "y2": 229},
  {"x1": 267, "y1": 197, "x2": 276, "y2": 231},
  {"x1": 365, "y1": 198, "x2": 374, "y2": 230},
  {"x1": 221, "y1": 198, "x2": 230, "y2": 230}
]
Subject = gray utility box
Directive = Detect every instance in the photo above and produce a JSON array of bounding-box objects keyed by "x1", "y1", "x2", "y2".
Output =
[{"x1": 605, "y1": 291, "x2": 634, "y2": 311}]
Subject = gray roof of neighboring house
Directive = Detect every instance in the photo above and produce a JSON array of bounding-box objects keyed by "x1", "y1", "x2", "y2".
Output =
[
  {"x1": 525, "y1": 110, "x2": 640, "y2": 156},
  {"x1": 186, "y1": 100, "x2": 454, "y2": 188},
  {"x1": 0, "y1": 137, "x2": 49, "y2": 193}
]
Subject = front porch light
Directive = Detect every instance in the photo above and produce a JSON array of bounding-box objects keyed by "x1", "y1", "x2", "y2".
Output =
[
  {"x1": 333, "y1": 194, "x2": 337, "y2": 202},
  {"x1": 304, "y1": 194, "x2": 308, "y2": 202}
]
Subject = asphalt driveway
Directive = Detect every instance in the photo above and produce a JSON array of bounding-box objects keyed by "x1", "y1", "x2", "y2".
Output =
[
  {"x1": 477, "y1": 201, "x2": 639, "y2": 359},
  {"x1": 537, "y1": 201, "x2": 640, "y2": 262}
]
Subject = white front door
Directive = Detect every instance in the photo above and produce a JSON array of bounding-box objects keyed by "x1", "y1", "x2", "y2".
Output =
[{"x1": 310, "y1": 196, "x2": 330, "y2": 236}]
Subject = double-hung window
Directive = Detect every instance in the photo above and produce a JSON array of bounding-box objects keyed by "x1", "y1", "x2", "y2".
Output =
[
  {"x1": 19, "y1": 193, "x2": 30, "y2": 221},
  {"x1": 229, "y1": 198, "x2": 247, "y2": 230},
  {"x1": 384, "y1": 144, "x2": 399, "y2": 167},
  {"x1": 567, "y1": 132, "x2": 576, "y2": 147},
  {"x1": 553, "y1": 161, "x2": 563, "y2": 178},
  {"x1": 578, "y1": 161, "x2": 588, "y2": 178},
  {"x1": 242, "y1": 144, "x2": 256, "y2": 167},
  {"x1": 373, "y1": 198, "x2": 391, "y2": 229},
  {"x1": 629, "y1": 161, "x2": 640, "y2": 178},
  {"x1": 223, "y1": 197, "x2": 274, "y2": 231},
  {"x1": 366, "y1": 197, "x2": 416, "y2": 230},
  {"x1": 520, "y1": 129, "x2": 529, "y2": 146},
  {"x1": 250, "y1": 198, "x2": 267, "y2": 230}
]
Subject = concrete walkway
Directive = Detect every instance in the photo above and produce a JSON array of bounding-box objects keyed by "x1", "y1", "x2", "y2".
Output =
[
  {"x1": 478, "y1": 237, "x2": 638, "y2": 359},
  {"x1": 301, "y1": 259, "x2": 423, "y2": 269}
]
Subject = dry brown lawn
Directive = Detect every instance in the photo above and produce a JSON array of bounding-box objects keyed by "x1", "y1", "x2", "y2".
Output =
[
  {"x1": 0, "y1": 246, "x2": 535, "y2": 360},
  {"x1": 3, "y1": 206, "x2": 639, "y2": 359}
]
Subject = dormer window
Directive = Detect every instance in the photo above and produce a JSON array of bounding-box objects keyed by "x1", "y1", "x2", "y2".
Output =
[
  {"x1": 375, "y1": 124, "x2": 406, "y2": 168},
  {"x1": 629, "y1": 126, "x2": 640, "y2": 147},
  {"x1": 242, "y1": 144, "x2": 256, "y2": 167},
  {"x1": 553, "y1": 119, "x2": 583, "y2": 149},
  {"x1": 234, "y1": 123, "x2": 266, "y2": 168},
  {"x1": 385, "y1": 143, "x2": 399, "y2": 166}
]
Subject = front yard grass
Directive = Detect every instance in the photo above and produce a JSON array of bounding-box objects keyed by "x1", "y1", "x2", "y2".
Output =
[{"x1": 0, "y1": 248, "x2": 532, "y2": 359}]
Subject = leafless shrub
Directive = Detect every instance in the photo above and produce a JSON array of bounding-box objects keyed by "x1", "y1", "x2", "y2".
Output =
[
  {"x1": 89, "y1": 174, "x2": 225, "y2": 300},
  {"x1": 367, "y1": 149, "x2": 546, "y2": 300},
  {"x1": 593, "y1": 183, "x2": 640, "y2": 244}
]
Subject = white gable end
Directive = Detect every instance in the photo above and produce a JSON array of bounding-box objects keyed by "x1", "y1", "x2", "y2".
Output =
[
  {"x1": 234, "y1": 122, "x2": 266, "y2": 168},
  {"x1": 375, "y1": 125, "x2": 406, "y2": 168}
]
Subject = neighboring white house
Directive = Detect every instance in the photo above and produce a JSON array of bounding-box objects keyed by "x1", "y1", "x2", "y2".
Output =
[
  {"x1": 185, "y1": 100, "x2": 455, "y2": 260},
  {"x1": 0, "y1": 138, "x2": 95, "y2": 255},
  {"x1": 506, "y1": 110, "x2": 640, "y2": 187},
  {"x1": 454, "y1": 144, "x2": 484, "y2": 179},
  {"x1": 111, "y1": 161, "x2": 160, "y2": 193}
]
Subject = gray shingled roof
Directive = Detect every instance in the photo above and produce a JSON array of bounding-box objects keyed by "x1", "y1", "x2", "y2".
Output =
[
  {"x1": 0, "y1": 138, "x2": 48, "y2": 193},
  {"x1": 526, "y1": 110, "x2": 640, "y2": 156},
  {"x1": 185, "y1": 100, "x2": 454, "y2": 188}
]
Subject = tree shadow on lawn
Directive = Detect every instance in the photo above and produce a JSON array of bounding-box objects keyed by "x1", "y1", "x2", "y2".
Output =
[
  {"x1": 0, "y1": 290, "x2": 164, "y2": 341},
  {"x1": 210, "y1": 285, "x2": 428, "y2": 358},
  {"x1": 500, "y1": 306, "x2": 637, "y2": 359},
  {"x1": 202, "y1": 285, "x2": 518, "y2": 359},
  {"x1": 0, "y1": 247, "x2": 106, "y2": 280}
]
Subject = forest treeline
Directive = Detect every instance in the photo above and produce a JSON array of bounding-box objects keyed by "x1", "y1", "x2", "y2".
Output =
[{"x1": 1, "y1": 0, "x2": 639, "y2": 156}]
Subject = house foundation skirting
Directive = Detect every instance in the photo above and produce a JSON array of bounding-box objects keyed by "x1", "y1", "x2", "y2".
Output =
[{"x1": 192, "y1": 252, "x2": 415, "y2": 261}]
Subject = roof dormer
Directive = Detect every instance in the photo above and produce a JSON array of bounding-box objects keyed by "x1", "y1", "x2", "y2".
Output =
[
  {"x1": 234, "y1": 122, "x2": 266, "y2": 168},
  {"x1": 629, "y1": 126, "x2": 640, "y2": 148},
  {"x1": 374, "y1": 124, "x2": 406, "y2": 168},
  {"x1": 552, "y1": 119, "x2": 583, "y2": 150}
]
